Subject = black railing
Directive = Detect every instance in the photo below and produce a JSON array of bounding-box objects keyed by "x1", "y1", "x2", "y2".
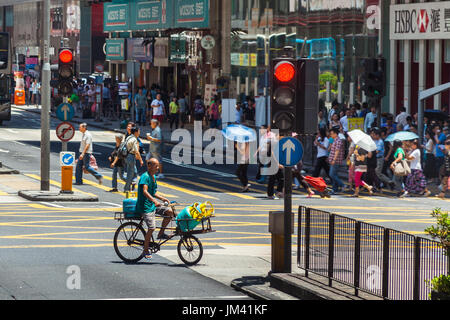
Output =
[{"x1": 297, "y1": 206, "x2": 449, "y2": 300}]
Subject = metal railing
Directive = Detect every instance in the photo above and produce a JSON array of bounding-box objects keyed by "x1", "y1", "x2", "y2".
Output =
[{"x1": 297, "y1": 206, "x2": 449, "y2": 300}]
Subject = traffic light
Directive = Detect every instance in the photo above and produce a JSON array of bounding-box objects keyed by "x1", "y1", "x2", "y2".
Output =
[
  {"x1": 58, "y1": 48, "x2": 74, "y2": 96},
  {"x1": 270, "y1": 57, "x2": 319, "y2": 135},
  {"x1": 361, "y1": 57, "x2": 386, "y2": 98},
  {"x1": 270, "y1": 57, "x2": 298, "y2": 135}
]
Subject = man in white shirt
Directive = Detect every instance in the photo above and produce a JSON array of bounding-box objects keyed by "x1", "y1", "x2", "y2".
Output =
[
  {"x1": 151, "y1": 93, "x2": 165, "y2": 123},
  {"x1": 340, "y1": 109, "x2": 352, "y2": 133},
  {"x1": 75, "y1": 123, "x2": 103, "y2": 185},
  {"x1": 395, "y1": 107, "x2": 409, "y2": 128},
  {"x1": 364, "y1": 106, "x2": 377, "y2": 132}
]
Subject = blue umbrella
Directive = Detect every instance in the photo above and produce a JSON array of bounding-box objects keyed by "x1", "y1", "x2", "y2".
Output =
[
  {"x1": 221, "y1": 124, "x2": 257, "y2": 143},
  {"x1": 385, "y1": 131, "x2": 419, "y2": 142}
]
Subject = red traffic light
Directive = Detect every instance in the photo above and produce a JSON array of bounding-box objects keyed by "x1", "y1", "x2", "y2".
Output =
[
  {"x1": 274, "y1": 61, "x2": 296, "y2": 82},
  {"x1": 59, "y1": 49, "x2": 73, "y2": 64}
]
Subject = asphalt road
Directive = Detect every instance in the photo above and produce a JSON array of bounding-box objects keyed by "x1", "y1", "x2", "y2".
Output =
[{"x1": 0, "y1": 107, "x2": 448, "y2": 300}]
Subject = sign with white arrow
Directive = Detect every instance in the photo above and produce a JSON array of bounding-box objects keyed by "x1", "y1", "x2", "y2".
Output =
[
  {"x1": 56, "y1": 103, "x2": 75, "y2": 122},
  {"x1": 278, "y1": 137, "x2": 303, "y2": 167}
]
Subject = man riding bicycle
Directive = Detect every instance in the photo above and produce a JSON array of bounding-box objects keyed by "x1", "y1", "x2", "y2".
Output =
[{"x1": 136, "y1": 158, "x2": 176, "y2": 260}]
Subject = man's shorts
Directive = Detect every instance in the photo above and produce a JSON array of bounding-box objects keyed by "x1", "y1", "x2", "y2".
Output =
[{"x1": 143, "y1": 206, "x2": 171, "y2": 229}]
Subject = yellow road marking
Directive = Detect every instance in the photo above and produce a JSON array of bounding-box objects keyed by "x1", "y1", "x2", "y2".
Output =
[
  {"x1": 25, "y1": 174, "x2": 97, "y2": 198},
  {"x1": 156, "y1": 180, "x2": 219, "y2": 200},
  {"x1": 99, "y1": 175, "x2": 178, "y2": 198},
  {"x1": 169, "y1": 177, "x2": 256, "y2": 200}
]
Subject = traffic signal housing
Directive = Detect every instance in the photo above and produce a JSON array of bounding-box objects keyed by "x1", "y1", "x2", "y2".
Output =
[
  {"x1": 270, "y1": 58, "x2": 298, "y2": 135},
  {"x1": 58, "y1": 48, "x2": 74, "y2": 97},
  {"x1": 270, "y1": 58, "x2": 318, "y2": 135},
  {"x1": 361, "y1": 57, "x2": 386, "y2": 98}
]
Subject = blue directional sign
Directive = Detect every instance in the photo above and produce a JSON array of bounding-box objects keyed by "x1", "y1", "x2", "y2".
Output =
[
  {"x1": 278, "y1": 137, "x2": 303, "y2": 167},
  {"x1": 56, "y1": 103, "x2": 75, "y2": 122},
  {"x1": 60, "y1": 152, "x2": 75, "y2": 167}
]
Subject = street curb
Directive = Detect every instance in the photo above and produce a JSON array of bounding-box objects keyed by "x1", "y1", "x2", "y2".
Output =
[
  {"x1": 269, "y1": 273, "x2": 380, "y2": 300},
  {"x1": 18, "y1": 190, "x2": 99, "y2": 202},
  {"x1": 230, "y1": 276, "x2": 299, "y2": 300}
]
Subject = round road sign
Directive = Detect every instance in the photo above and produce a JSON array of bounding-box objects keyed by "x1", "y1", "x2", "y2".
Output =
[{"x1": 56, "y1": 122, "x2": 75, "y2": 142}]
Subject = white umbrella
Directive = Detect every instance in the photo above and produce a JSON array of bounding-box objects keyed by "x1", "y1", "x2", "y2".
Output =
[{"x1": 348, "y1": 129, "x2": 377, "y2": 152}]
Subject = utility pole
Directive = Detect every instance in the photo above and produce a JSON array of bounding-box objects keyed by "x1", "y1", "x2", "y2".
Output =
[{"x1": 41, "y1": 0, "x2": 51, "y2": 191}]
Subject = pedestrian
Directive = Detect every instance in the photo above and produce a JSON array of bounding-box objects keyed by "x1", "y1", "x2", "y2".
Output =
[
  {"x1": 146, "y1": 119, "x2": 164, "y2": 179},
  {"x1": 292, "y1": 161, "x2": 315, "y2": 198},
  {"x1": 395, "y1": 107, "x2": 410, "y2": 129},
  {"x1": 313, "y1": 127, "x2": 331, "y2": 179},
  {"x1": 108, "y1": 134, "x2": 127, "y2": 192},
  {"x1": 209, "y1": 97, "x2": 221, "y2": 129},
  {"x1": 135, "y1": 87, "x2": 148, "y2": 126},
  {"x1": 75, "y1": 123, "x2": 103, "y2": 185},
  {"x1": 364, "y1": 106, "x2": 377, "y2": 132},
  {"x1": 423, "y1": 129, "x2": 437, "y2": 181},
  {"x1": 31, "y1": 79, "x2": 40, "y2": 107},
  {"x1": 151, "y1": 93, "x2": 165, "y2": 123},
  {"x1": 401, "y1": 140, "x2": 431, "y2": 197},
  {"x1": 169, "y1": 96, "x2": 179, "y2": 130},
  {"x1": 390, "y1": 140, "x2": 407, "y2": 197},
  {"x1": 329, "y1": 113, "x2": 342, "y2": 131},
  {"x1": 433, "y1": 125, "x2": 447, "y2": 182},
  {"x1": 124, "y1": 126, "x2": 144, "y2": 192},
  {"x1": 266, "y1": 133, "x2": 284, "y2": 199},
  {"x1": 178, "y1": 93, "x2": 189, "y2": 128},
  {"x1": 437, "y1": 140, "x2": 450, "y2": 199},
  {"x1": 352, "y1": 146, "x2": 374, "y2": 197},
  {"x1": 102, "y1": 83, "x2": 111, "y2": 118},
  {"x1": 371, "y1": 128, "x2": 392, "y2": 191},
  {"x1": 193, "y1": 95, "x2": 206, "y2": 123},
  {"x1": 345, "y1": 134, "x2": 356, "y2": 192},
  {"x1": 235, "y1": 103, "x2": 244, "y2": 124},
  {"x1": 328, "y1": 127, "x2": 345, "y2": 194},
  {"x1": 236, "y1": 141, "x2": 251, "y2": 192}
]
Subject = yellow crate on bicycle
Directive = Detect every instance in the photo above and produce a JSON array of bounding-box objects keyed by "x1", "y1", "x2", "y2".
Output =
[{"x1": 193, "y1": 201, "x2": 214, "y2": 221}]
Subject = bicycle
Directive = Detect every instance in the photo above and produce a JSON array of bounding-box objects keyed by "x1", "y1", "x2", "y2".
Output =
[{"x1": 113, "y1": 201, "x2": 215, "y2": 266}]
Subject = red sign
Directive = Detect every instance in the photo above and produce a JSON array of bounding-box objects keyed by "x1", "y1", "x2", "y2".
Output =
[{"x1": 56, "y1": 122, "x2": 75, "y2": 142}]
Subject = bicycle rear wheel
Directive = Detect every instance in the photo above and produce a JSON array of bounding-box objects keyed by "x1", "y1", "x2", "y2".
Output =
[
  {"x1": 113, "y1": 222, "x2": 146, "y2": 263},
  {"x1": 177, "y1": 235, "x2": 203, "y2": 266}
]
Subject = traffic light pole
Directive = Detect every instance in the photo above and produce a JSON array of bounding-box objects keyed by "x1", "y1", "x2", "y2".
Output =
[
  {"x1": 283, "y1": 166, "x2": 292, "y2": 273},
  {"x1": 41, "y1": 0, "x2": 51, "y2": 191}
]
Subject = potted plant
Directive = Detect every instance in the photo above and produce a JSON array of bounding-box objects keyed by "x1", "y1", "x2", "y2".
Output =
[{"x1": 424, "y1": 208, "x2": 450, "y2": 300}]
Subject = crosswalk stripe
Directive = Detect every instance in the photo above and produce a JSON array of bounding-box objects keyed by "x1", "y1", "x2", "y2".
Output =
[
  {"x1": 25, "y1": 174, "x2": 97, "y2": 197},
  {"x1": 168, "y1": 177, "x2": 256, "y2": 200}
]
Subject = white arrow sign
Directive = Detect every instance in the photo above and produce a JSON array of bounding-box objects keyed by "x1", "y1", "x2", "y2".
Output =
[
  {"x1": 61, "y1": 104, "x2": 71, "y2": 120},
  {"x1": 282, "y1": 139, "x2": 296, "y2": 166}
]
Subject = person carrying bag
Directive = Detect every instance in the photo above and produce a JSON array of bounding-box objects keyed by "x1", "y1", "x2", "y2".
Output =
[{"x1": 390, "y1": 140, "x2": 410, "y2": 196}]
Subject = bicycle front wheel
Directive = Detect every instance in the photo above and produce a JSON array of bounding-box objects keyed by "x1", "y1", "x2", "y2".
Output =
[
  {"x1": 113, "y1": 222, "x2": 146, "y2": 263},
  {"x1": 177, "y1": 235, "x2": 203, "y2": 266}
]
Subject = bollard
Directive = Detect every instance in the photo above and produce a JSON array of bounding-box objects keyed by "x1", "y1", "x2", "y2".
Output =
[
  {"x1": 61, "y1": 166, "x2": 74, "y2": 194},
  {"x1": 269, "y1": 211, "x2": 294, "y2": 273}
]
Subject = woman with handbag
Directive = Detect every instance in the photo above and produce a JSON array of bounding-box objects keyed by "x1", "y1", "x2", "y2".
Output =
[
  {"x1": 401, "y1": 140, "x2": 431, "y2": 198},
  {"x1": 390, "y1": 140, "x2": 408, "y2": 197}
]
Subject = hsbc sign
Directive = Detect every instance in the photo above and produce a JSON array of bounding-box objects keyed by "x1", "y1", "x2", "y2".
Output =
[{"x1": 390, "y1": 1, "x2": 450, "y2": 40}]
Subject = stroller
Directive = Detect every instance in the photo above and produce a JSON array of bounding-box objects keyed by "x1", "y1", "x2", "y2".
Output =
[{"x1": 303, "y1": 176, "x2": 331, "y2": 198}]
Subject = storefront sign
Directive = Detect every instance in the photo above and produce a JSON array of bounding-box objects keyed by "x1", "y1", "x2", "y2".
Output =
[
  {"x1": 106, "y1": 39, "x2": 126, "y2": 61},
  {"x1": 170, "y1": 35, "x2": 187, "y2": 63},
  {"x1": 390, "y1": 1, "x2": 450, "y2": 40},
  {"x1": 131, "y1": 0, "x2": 171, "y2": 30},
  {"x1": 127, "y1": 38, "x2": 153, "y2": 62},
  {"x1": 174, "y1": 0, "x2": 209, "y2": 28},
  {"x1": 154, "y1": 38, "x2": 169, "y2": 67},
  {"x1": 104, "y1": 2, "x2": 129, "y2": 32}
]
